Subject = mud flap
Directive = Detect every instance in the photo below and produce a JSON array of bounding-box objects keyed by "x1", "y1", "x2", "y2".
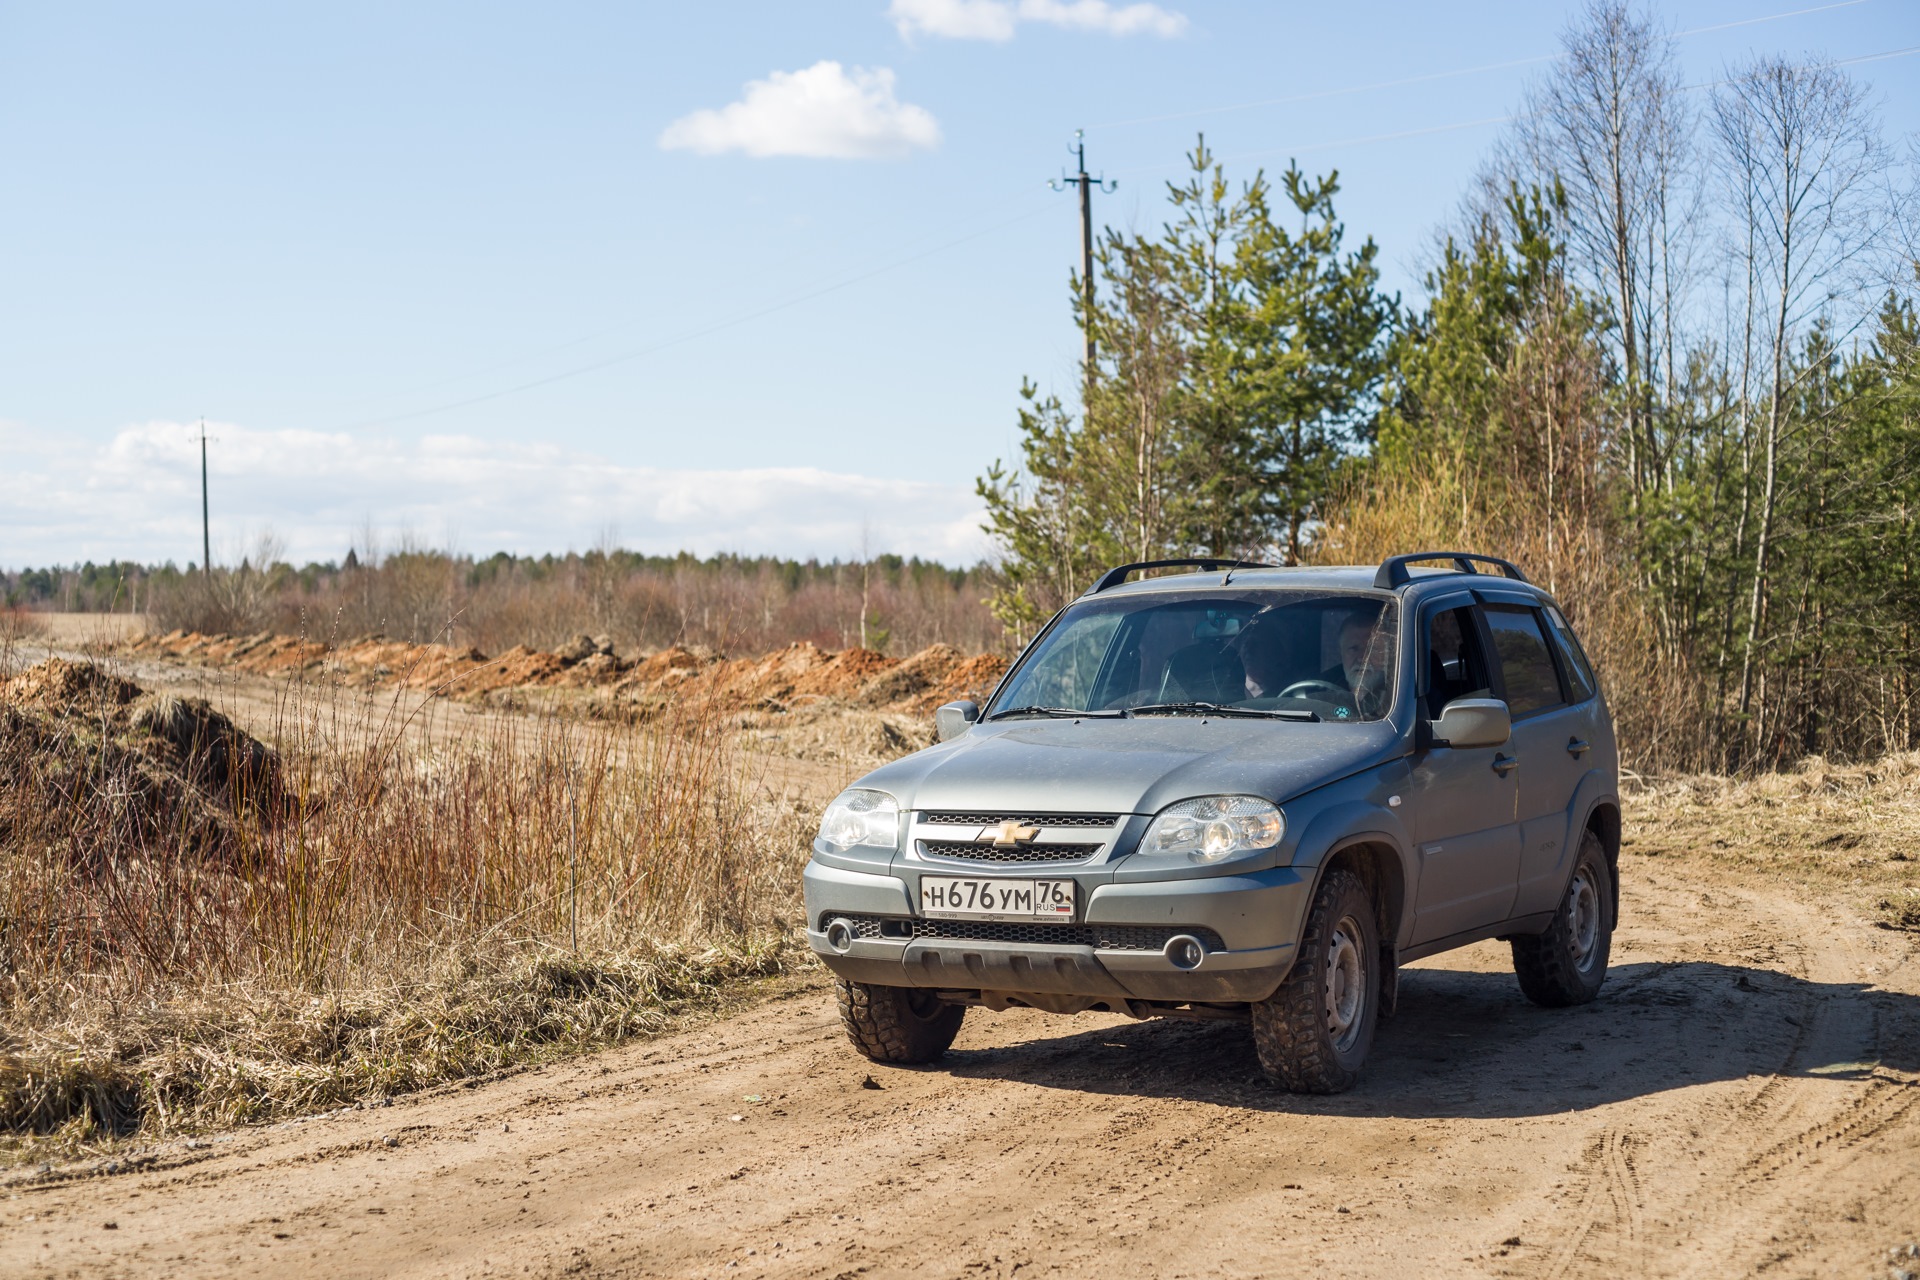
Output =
[{"x1": 1379, "y1": 947, "x2": 1399, "y2": 1018}]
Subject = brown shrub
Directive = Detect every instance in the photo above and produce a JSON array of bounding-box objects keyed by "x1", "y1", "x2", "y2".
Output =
[
  {"x1": 0, "y1": 657, "x2": 812, "y2": 1152},
  {"x1": 1312, "y1": 466, "x2": 1703, "y2": 774}
]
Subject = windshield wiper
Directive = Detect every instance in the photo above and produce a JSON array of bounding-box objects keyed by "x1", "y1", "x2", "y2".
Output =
[
  {"x1": 1127, "y1": 701, "x2": 1321, "y2": 721},
  {"x1": 984, "y1": 705, "x2": 1124, "y2": 721}
]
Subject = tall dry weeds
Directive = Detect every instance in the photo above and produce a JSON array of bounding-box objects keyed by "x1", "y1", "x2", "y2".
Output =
[
  {"x1": 0, "y1": 656, "x2": 814, "y2": 1155},
  {"x1": 1311, "y1": 463, "x2": 1709, "y2": 774}
]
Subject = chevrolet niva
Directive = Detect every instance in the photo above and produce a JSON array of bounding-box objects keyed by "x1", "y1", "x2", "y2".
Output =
[{"x1": 804, "y1": 552, "x2": 1620, "y2": 1093}]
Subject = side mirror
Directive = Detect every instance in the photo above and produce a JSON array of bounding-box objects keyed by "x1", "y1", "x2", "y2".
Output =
[
  {"x1": 1431, "y1": 697, "x2": 1511, "y2": 749},
  {"x1": 935, "y1": 700, "x2": 980, "y2": 742}
]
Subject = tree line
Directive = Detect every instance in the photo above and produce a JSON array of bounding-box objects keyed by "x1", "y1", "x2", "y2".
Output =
[
  {"x1": 7, "y1": 540, "x2": 1005, "y2": 658},
  {"x1": 979, "y1": 0, "x2": 1919, "y2": 772}
]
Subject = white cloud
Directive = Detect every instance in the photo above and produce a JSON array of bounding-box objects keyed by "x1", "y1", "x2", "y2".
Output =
[
  {"x1": 0, "y1": 420, "x2": 991, "y2": 568},
  {"x1": 658, "y1": 61, "x2": 940, "y2": 160},
  {"x1": 889, "y1": 0, "x2": 1018, "y2": 40},
  {"x1": 888, "y1": 0, "x2": 1186, "y2": 41}
]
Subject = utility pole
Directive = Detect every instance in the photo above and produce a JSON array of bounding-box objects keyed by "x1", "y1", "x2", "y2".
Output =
[
  {"x1": 1050, "y1": 130, "x2": 1115, "y2": 415},
  {"x1": 197, "y1": 418, "x2": 213, "y2": 574}
]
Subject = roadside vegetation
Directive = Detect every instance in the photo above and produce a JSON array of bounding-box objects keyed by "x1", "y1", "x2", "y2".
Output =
[
  {"x1": 0, "y1": 640, "x2": 813, "y2": 1161},
  {"x1": 1627, "y1": 751, "x2": 1920, "y2": 935}
]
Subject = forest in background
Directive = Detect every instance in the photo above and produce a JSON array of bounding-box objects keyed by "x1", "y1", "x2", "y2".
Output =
[
  {"x1": 981, "y1": 0, "x2": 1919, "y2": 774},
  {"x1": 0, "y1": 546, "x2": 1005, "y2": 657}
]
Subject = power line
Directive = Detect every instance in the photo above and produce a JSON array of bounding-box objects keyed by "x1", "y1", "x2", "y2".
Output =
[
  {"x1": 1086, "y1": 0, "x2": 1875, "y2": 131},
  {"x1": 1671, "y1": 0, "x2": 1872, "y2": 37},
  {"x1": 330, "y1": 183, "x2": 1054, "y2": 416},
  {"x1": 1105, "y1": 114, "x2": 1519, "y2": 180},
  {"x1": 1832, "y1": 42, "x2": 1920, "y2": 67},
  {"x1": 1105, "y1": 41, "x2": 1919, "y2": 184},
  {"x1": 1089, "y1": 57, "x2": 1552, "y2": 131},
  {"x1": 337, "y1": 197, "x2": 1057, "y2": 431}
]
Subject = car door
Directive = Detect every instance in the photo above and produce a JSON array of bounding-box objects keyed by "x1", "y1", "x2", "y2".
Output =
[
  {"x1": 1405, "y1": 595, "x2": 1523, "y2": 945},
  {"x1": 1477, "y1": 596, "x2": 1587, "y2": 918}
]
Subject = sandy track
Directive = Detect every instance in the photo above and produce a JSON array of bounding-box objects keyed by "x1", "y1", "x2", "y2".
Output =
[{"x1": 5, "y1": 853, "x2": 1916, "y2": 1280}]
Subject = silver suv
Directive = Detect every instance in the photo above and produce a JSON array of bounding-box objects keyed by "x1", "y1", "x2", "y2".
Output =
[{"x1": 804, "y1": 553, "x2": 1620, "y2": 1092}]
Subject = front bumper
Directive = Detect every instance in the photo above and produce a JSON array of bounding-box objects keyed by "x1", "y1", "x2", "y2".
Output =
[{"x1": 803, "y1": 859, "x2": 1310, "y2": 1004}]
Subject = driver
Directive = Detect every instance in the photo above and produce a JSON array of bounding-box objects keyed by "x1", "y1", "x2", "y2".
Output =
[
  {"x1": 1331, "y1": 611, "x2": 1393, "y2": 716},
  {"x1": 1235, "y1": 606, "x2": 1391, "y2": 715}
]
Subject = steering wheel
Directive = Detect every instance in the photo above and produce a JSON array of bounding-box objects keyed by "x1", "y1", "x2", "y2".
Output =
[{"x1": 1276, "y1": 678, "x2": 1342, "y2": 700}]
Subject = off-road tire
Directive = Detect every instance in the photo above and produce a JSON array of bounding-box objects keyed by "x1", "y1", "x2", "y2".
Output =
[
  {"x1": 1511, "y1": 830, "x2": 1613, "y2": 1008},
  {"x1": 836, "y1": 981, "x2": 965, "y2": 1064},
  {"x1": 1251, "y1": 868, "x2": 1379, "y2": 1094}
]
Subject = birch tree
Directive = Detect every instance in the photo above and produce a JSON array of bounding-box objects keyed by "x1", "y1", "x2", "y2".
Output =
[
  {"x1": 1712, "y1": 55, "x2": 1886, "y2": 740},
  {"x1": 1509, "y1": 0, "x2": 1698, "y2": 505}
]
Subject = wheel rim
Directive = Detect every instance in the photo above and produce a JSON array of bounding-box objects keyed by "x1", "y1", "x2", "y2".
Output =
[
  {"x1": 1324, "y1": 915, "x2": 1368, "y2": 1053},
  {"x1": 1565, "y1": 869, "x2": 1601, "y2": 973}
]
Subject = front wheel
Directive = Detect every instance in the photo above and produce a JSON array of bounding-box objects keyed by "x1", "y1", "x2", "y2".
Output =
[
  {"x1": 1510, "y1": 830, "x2": 1613, "y2": 1007},
  {"x1": 1251, "y1": 868, "x2": 1379, "y2": 1093},
  {"x1": 836, "y1": 981, "x2": 965, "y2": 1064}
]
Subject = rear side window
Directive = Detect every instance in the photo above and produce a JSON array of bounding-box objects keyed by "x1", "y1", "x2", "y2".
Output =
[
  {"x1": 1543, "y1": 605, "x2": 1598, "y2": 701},
  {"x1": 1482, "y1": 605, "x2": 1564, "y2": 717}
]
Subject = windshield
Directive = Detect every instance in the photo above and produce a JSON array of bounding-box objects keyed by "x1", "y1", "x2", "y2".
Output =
[{"x1": 989, "y1": 589, "x2": 1399, "y2": 722}]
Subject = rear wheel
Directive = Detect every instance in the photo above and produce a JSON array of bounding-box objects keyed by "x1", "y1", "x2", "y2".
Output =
[
  {"x1": 1251, "y1": 868, "x2": 1379, "y2": 1093},
  {"x1": 1511, "y1": 830, "x2": 1613, "y2": 1007},
  {"x1": 836, "y1": 981, "x2": 965, "y2": 1064}
]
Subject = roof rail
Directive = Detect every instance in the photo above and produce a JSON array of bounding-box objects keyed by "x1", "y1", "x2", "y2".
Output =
[
  {"x1": 1086, "y1": 558, "x2": 1275, "y2": 595},
  {"x1": 1372, "y1": 551, "x2": 1529, "y2": 591}
]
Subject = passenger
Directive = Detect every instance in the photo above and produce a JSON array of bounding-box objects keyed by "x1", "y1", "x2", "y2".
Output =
[{"x1": 1234, "y1": 609, "x2": 1292, "y2": 700}]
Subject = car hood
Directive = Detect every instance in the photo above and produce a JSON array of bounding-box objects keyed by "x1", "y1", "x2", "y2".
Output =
[{"x1": 855, "y1": 716, "x2": 1405, "y2": 815}]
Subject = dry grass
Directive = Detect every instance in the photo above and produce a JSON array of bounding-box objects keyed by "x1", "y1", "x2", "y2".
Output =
[
  {"x1": 0, "y1": 648, "x2": 817, "y2": 1160},
  {"x1": 1312, "y1": 466, "x2": 1697, "y2": 774},
  {"x1": 0, "y1": 940, "x2": 792, "y2": 1156},
  {"x1": 0, "y1": 608, "x2": 46, "y2": 646},
  {"x1": 1624, "y1": 752, "x2": 1920, "y2": 931}
]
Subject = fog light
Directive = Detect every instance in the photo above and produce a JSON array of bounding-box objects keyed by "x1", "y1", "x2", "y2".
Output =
[
  {"x1": 825, "y1": 919, "x2": 856, "y2": 954},
  {"x1": 1165, "y1": 934, "x2": 1207, "y2": 970}
]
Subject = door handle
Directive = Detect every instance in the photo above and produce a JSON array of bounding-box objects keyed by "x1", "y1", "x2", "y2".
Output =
[
  {"x1": 1566, "y1": 738, "x2": 1591, "y2": 757},
  {"x1": 1492, "y1": 753, "x2": 1519, "y2": 776}
]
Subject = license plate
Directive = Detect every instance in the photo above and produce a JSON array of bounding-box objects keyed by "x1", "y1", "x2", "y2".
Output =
[{"x1": 919, "y1": 876, "x2": 1075, "y2": 922}]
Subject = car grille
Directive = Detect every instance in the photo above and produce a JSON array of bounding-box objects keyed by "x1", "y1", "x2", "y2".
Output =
[
  {"x1": 919, "y1": 812, "x2": 1118, "y2": 828},
  {"x1": 918, "y1": 840, "x2": 1104, "y2": 864},
  {"x1": 827, "y1": 914, "x2": 1225, "y2": 952}
]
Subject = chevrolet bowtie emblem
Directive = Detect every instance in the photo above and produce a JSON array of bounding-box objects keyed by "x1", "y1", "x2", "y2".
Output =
[{"x1": 979, "y1": 820, "x2": 1040, "y2": 848}]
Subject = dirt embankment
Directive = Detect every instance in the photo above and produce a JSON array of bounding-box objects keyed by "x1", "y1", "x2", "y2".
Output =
[
  {"x1": 122, "y1": 630, "x2": 1009, "y2": 718},
  {"x1": 0, "y1": 658, "x2": 281, "y2": 866}
]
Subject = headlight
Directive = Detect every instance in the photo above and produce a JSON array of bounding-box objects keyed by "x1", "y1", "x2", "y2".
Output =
[
  {"x1": 1139, "y1": 796, "x2": 1284, "y2": 862},
  {"x1": 816, "y1": 789, "x2": 900, "y2": 853}
]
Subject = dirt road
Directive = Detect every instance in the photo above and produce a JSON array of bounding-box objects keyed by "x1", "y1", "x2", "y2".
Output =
[{"x1": 5, "y1": 849, "x2": 1916, "y2": 1280}]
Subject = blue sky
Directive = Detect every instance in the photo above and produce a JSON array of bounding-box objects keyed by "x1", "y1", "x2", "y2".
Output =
[{"x1": 3, "y1": 0, "x2": 1915, "y2": 568}]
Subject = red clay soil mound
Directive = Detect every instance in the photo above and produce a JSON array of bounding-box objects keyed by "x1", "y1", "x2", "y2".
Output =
[
  {"x1": 623, "y1": 645, "x2": 720, "y2": 686},
  {"x1": 121, "y1": 630, "x2": 1008, "y2": 716},
  {"x1": 918, "y1": 652, "x2": 1010, "y2": 711},
  {"x1": 846, "y1": 645, "x2": 1009, "y2": 711}
]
